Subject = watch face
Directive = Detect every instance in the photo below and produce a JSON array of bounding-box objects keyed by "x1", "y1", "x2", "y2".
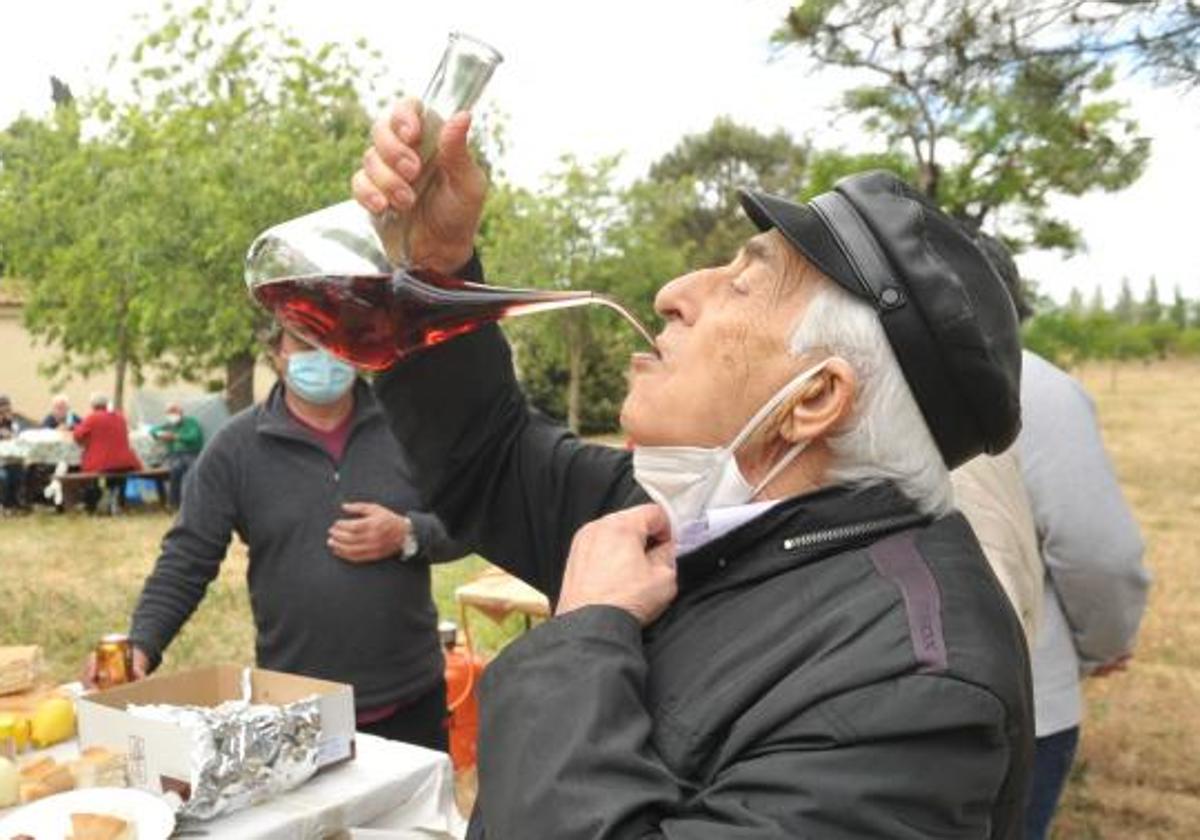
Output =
[{"x1": 403, "y1": 531, "x2": 420, "y2": 559}]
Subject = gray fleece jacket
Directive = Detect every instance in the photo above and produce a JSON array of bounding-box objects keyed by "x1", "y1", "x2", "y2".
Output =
[{"x1": 129, "y1": 380, "x2": 467, "y2": 709}]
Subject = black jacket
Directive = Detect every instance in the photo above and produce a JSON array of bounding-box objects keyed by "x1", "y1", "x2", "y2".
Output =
[
  {"x1": 375, "y1": 282, "x2": 1033, "y2": 838},
  {"x1": 130, "y1": 380, "x2": 467, "y2": 709}
]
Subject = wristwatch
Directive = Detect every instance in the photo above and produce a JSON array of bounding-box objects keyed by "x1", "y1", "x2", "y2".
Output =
[{"x1": 402, "y1": 520, "x2": 420, "y2": 560}]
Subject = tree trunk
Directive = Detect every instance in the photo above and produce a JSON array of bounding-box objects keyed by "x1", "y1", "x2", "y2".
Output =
[
  {"x1": 113, "y1": 273, "x2": 132, "y2": 412},
  {"x1": 918, "y1": 160, "x2": 940, "y2": 200},
  {"x1": 566, "y1": 338, "x2": 584, "y2": 434},
  {"x1": 113, "y1": 347, "x2": 127, "y2": 414},
  {"x1": 225, "y1": 351, "x2": 257, "y2": 413}
]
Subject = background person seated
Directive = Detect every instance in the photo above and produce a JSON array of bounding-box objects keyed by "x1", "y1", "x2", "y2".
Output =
[
  {"x1": 150, "y1": 401, "x2": 204, "y2": 509},
  {"x1": 0, "y1": 393, "x2": 29, "y2": 513},
  {"x1": 72, "y1": 393, "x2": 143, "y2": 514},
  {"x1": 42, "y1": 393, "x2": 82, "y2": 430}
]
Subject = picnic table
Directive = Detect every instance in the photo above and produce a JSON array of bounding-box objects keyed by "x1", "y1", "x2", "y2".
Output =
[
  {"x1": 454, "y1": 567, "x2": 551, "y2": 633},
  {"x1": 0, "y1": 428, "x2": 169, "y2": 510},
  {"x1": 0, "y1": 427, "x2": 167, "y2": 468},
  {"x1": 0, "y1": 732, "x2": 465, "y2": 839}
]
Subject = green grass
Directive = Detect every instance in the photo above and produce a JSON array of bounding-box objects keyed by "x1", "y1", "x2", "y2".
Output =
[{"x1": 0, "y1": 512, "x2": 524, "y2": 682}]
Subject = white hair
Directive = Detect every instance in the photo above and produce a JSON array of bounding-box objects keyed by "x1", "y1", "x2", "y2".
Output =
[
  {"x1": 89, "y1": 392, "x2": 109, "y2": 409},
  {"x1": 789, "y1": 276, "x2": 953, "y2": 517}
]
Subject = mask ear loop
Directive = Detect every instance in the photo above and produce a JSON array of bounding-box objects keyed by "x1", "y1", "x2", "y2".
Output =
[{"x1": 727, "y1": 361, "x2": 830, "y2": 494}]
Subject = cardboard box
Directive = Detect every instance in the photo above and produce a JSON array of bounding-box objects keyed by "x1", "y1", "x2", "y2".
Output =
[{"x1": 76, "y1": 665, "x2": 355, "y2": 801}]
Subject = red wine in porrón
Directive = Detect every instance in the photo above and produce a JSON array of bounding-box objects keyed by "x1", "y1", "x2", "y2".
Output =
[{"x1": 252, "y1": 268, "x2": 655, "y2": 371}]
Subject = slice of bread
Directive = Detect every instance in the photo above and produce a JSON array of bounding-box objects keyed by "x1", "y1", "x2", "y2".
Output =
[
  {"x1": 69, "y1": 811, "x2": 137, "y2": 840},
  {"x1": 18, "y1": 756, "x2": 74, "y2": 801}
]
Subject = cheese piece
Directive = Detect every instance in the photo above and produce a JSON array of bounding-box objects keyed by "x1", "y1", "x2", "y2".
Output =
[
  {"x1": 0, "y1": 755, "x2": 18, "y2": 807},
  {"x1": 69, "y1": 746, "x2": 129, "y2": 788}
]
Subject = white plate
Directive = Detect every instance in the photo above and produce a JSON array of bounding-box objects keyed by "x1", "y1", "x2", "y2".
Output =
[{"x1": 0, "y1": 787, "x2": 176, "y2": 839}]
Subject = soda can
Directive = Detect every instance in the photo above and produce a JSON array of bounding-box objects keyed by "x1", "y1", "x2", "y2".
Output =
[{"x1": 95, "y1": 634, "x2": 133, "y2": 689}]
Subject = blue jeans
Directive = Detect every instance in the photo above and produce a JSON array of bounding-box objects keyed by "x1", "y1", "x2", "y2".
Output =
[
  {"x1": 167, "y1": 452, "x2": 197, "y2": 509},
  {"x1": 1025, "y1": 726, "x2": 1080, "y2": 840},
  {"x1": 0, "y1": 462, "x2": 25, "y2": 508}
]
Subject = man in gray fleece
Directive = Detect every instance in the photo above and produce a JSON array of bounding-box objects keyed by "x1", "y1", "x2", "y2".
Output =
[{"x1": 101, "y1": 327, "x2": 468, "y2": 750}]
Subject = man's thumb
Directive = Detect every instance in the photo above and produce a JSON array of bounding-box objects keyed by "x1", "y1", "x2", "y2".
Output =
[{"x1": 437, "y1": 111, "x2": 474, "y2": 174}]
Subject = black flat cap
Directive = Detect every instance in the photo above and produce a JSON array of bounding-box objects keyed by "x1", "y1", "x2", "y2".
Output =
[{"x1": 740, "y1": 170, "x2": 1022, "y2": 469}]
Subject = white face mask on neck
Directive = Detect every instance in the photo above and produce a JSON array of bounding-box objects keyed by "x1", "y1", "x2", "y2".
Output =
[{"x1": 632, "y1": 361, "x2": 829, "y2": 536}]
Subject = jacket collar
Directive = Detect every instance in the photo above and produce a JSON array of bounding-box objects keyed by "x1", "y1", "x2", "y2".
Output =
[
  {"x1": 675, "y1": 481, "x2": 930, "y2": 595},
  {"x1": 254, "y1": 379, "x2": 383, "y2": 447}
]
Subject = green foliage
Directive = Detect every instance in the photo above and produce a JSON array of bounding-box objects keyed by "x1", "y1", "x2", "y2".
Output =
[
  {"x1": 1114, "y1": 277, "x2": 1137, "y2": 324},
  {"x1": 645, "y1": 117, "x2": 920, "y2": 270},
  {"x1": 1023, "y1": 285, "x2": 1200, "y2": 368},
  {"x1": 0, "y1": 0, "x2": 388, "y2": 407},
  {"x1": 646, "y1": 117, "x2": 811, "y2": 267},
  {"x1": 481, "y1": 157, "x2": 683, "y2": 433},
  {"x1": 1142, "y1": 276, "x2": 1162, "y2": 323},
  {"x1": 773, "y1": 0, "x2": 1152, "y2": 252},
  {"x1": 1170, "y1": 285, "x2": 1189, "y2": 329},
  {"x1": 506, "y1": 321, "x2": 633, "y2": 435}
]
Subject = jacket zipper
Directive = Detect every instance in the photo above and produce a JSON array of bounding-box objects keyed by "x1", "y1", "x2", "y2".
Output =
[{"x1": 781, "y1": 512, "x2": 927, "y2": 552}]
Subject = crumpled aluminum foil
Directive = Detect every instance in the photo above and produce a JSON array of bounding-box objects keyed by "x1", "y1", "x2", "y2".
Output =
[{"x1": 128, "y1": 680, "x2": 322, "y2": 820}]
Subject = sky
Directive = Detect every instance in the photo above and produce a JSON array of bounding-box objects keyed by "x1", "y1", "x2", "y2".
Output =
[{"x1": 1, "y1": 0, "x2": 1197, "y2": 304}]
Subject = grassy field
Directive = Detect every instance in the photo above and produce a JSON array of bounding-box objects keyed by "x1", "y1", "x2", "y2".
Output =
[
  {"x1": 1046, "y1": 360, "x2": 1200, "y2": 838},
  {"x1": 1, "y1": 359, "x2": 1197, "y2": 836}
]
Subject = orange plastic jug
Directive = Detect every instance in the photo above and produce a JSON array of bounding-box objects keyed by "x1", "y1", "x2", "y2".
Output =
[{"x1": 442, "y1": 621, "x2": 486, "y2": 770}]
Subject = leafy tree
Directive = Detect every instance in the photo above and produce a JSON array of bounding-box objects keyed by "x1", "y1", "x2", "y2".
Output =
[
  {"x1": 1141, "y1": 275, "x2": 1162, "y2": 323},
  {"x1": 773, "y1": 0, "x2": 1151, "y2": 252},
  {"x1": 647, "y1": 117, "x2": 812, "y2": 268},
  {"x1": 1, "y1": 0, "x2": 388, "y2": 410},
  {"x1": 957, "y1": 1, "x2": 1200, "y2": 89},
  {"x1": 1114, "y1": 277, "x2": 1137, "y2": 323},
  {"x1": 1089, "y1": 285, "x2": 1106, "y2": 314},
  {"x1": 1067, "y1": 287, "x2": 1086, "y2": 314},
  {"x1": 1170, "y1": 285, "x2": 1189, "y2": 329},
  {"x1": 646, "y1": 117, "x2": 916, "y2": 269},
  {"x1": 0, "y1": 100, "x2": 161, "y2": 409},
  {"x1": 0, "y1": 103, "x2": 84, "y2": 285},
  {"x1": 482, "y1": 156, "x2": 682, "y2": 433}
]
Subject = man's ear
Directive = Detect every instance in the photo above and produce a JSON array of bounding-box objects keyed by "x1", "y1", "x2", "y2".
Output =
[
  {"x1": 778, "y1": 358, "x2": 857, "y2": 445},
  {"x1": 271, "y1": 347, "x2": 287, "y2": 379}
]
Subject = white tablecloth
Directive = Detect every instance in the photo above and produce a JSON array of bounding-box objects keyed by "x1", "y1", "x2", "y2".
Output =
[
  {"x1": 0, "y1": 428, "x2": 166, "y2": 467},
  {"x1": 1, "y1": 734, "x2": 465, "y2": 840}
]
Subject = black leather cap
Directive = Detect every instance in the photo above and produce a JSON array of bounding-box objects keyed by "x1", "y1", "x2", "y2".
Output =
[{"x1": 740, "y1": 170, "x2": 1022, "y2": 469}]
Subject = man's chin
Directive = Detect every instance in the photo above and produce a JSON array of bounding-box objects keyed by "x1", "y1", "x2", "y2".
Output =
[{"x1": 618, "y1": 394, "x2": 646, "y2": 444}]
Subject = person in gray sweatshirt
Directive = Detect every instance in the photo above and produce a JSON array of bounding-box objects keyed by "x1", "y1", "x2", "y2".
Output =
[
  {"x1": 978, "y1": 235, "x2": 1151, "y2": 840},
  {"x1": 87, "y1": 325, "x2": 469, "y2": 750}
]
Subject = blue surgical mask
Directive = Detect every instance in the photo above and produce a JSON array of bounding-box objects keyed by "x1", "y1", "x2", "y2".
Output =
[{"x1": 285, "y1": 349, "x2": 357, "y2": 405}]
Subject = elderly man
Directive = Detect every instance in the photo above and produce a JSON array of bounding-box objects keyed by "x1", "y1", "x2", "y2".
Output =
[
  {"x1": 42, "y1": 393, "x2": 81, "y2": 430},
  {"x1": 353, "y1": 104, "x2": 1032, "y2": 838}
]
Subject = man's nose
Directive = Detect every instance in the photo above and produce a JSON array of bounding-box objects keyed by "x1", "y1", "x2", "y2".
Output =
[{"x1": 654, "y1": 270, "x2": 711, "y2": 325}]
